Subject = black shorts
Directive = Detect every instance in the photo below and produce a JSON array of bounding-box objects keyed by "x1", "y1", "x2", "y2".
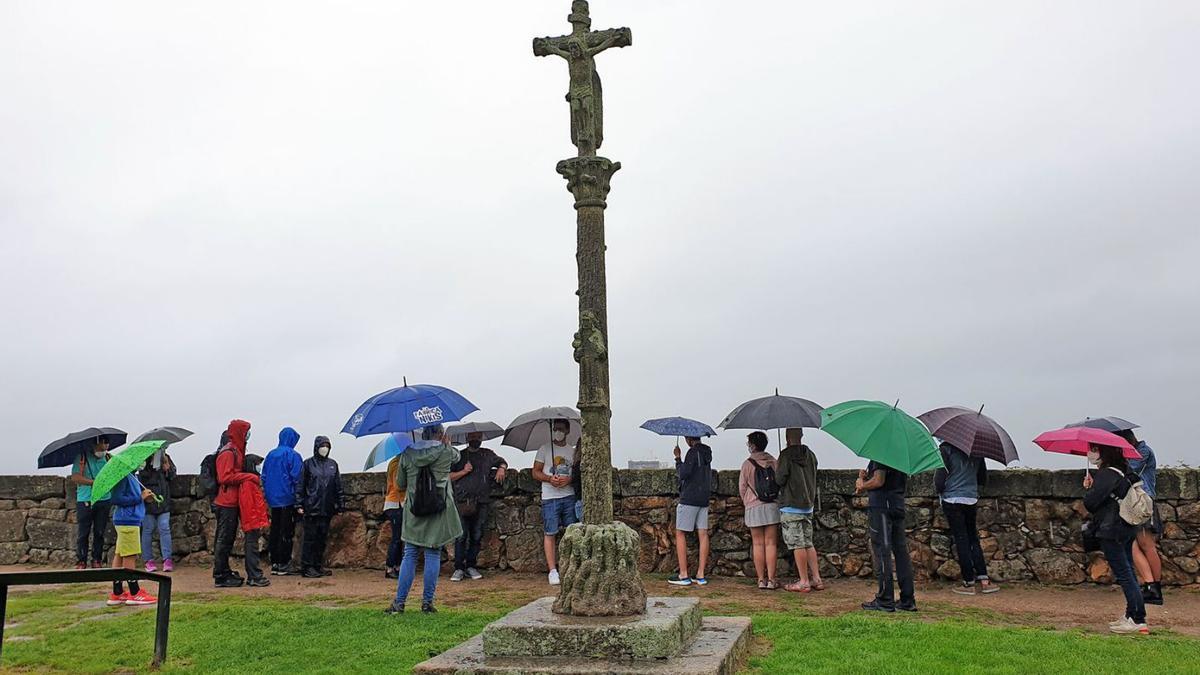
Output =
[{"x1": 1140, "y1": 502, "x2": 1162, "y2": 536}]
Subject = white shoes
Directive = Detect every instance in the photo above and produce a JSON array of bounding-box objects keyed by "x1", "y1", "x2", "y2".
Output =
[
  {"x1": 1109, "y1": 617, "x2": 1149, "y2": 634},
  {"x1": 450, "y1": 570, "x2": 465, "y2": 582},
  {"x1": 467, "y1": 567, "x2": 483, "y2": 580},
  {"x1": 548, "y1": 569, "x2": 561, "y2": 586}
]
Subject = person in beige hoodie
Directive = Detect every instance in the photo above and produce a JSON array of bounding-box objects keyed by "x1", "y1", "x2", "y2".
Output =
[{"x1": 738, "y1": 431, "x2": 780, "y2": 589}]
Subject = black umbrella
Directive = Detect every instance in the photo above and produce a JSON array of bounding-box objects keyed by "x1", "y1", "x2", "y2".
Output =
[
  {"x1": 718, "y1": 391, "x2": 824, "y2": 430},
  {"x1": 1065, "y1": 416, "x2": 1139, "y2": 434},
  {"x1": 38, "y1": 427, "x2": 127, "y2": 469},
  {"x1": 918, "y1": 406, "x2": 1019, "y2": 465}
]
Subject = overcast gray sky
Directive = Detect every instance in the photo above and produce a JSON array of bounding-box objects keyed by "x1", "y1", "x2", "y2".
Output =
[{"x1": 2, "y1": 1, "x2": 1197, "y2": 475}]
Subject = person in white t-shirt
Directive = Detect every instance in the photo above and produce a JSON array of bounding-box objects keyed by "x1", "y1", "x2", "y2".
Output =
[{"x1": 532, "y1": 419, "x2": 577, "y2": 585}]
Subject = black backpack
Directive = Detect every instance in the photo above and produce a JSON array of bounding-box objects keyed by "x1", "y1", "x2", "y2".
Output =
[
  {"x1": 410, "y1": 464, "x2": 446, "y2": 517},
  {"x1": 749, "y1": 460, "x2": 779, "y2": 503},
  {"x1": 198, "y1": 449, "x2": 226, "y2": 498}
]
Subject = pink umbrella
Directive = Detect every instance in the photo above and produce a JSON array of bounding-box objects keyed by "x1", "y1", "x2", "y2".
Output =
[{"x1": 1033, "y1": 427, "x2": 1140, "y2": 459}]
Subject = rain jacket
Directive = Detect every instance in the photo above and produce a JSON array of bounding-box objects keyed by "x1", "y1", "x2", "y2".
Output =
[
  {"x1": 110, "y1": 474, "x2": 147, "y2": 526},
  {"x1": 239, "y1": 475, "x2": 270, "y2": 532},
  {"x1": 137, "y1": 453, "x2": 176, "y2": 516},
  {"x1": 295, "y1": 437, "x2": 344, "y2": 518},
  {"x1": 215, "y1": 420, "x2": 260, "y2": 509},
  {"x1": 397, "y1": 442, "x2": 463, "y2": 548},
  {"x1": 262, "y1": 427, "x2": 303, "y2": 508},
  {"x1": 1084, "y1": 466, "x2": 1136, "y2": 540},
  {"x1": 676, "y1": 442, "x2": 713, "y2": 507},
  {"x1": 775, "y1": 444, "x2": 818, "y2": 511}
]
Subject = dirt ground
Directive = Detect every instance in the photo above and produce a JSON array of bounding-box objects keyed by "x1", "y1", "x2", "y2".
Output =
[{"x1": 5, "y1": 564, "x2": 1198, "y2": 637}]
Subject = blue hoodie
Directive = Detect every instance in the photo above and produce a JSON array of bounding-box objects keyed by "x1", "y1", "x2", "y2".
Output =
[
  {"x1": 110, "y1": 474, "x2": 147, "y2": 526},
  {"x1": 262, "y1": 427, "x2": 304, "y2": 508}
]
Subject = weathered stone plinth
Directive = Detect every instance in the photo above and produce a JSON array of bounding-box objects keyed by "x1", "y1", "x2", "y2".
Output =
[
  {"x1": 415, "y1": 596, "x2": 751, "y2": 673},
  {"x1": 485, "y1": 597, "x2": 700, "y2": 660},
  {"x1": 553, "y1": 522, "x2": 647, "y2": 617}
]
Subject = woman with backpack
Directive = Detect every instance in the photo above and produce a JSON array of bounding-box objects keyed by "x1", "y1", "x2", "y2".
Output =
[
  {"x1": 738, "y1": 431, "x2": 780, "y2": 590},
  {"x1": 385, "y1": 424, "x2": 462, "y2": 615},
  {"x1": 1083, "y1": 443, "x2": 1148, "y2": 634}
]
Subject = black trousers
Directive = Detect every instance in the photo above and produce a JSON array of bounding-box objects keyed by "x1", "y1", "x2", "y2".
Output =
[
  {"x1": 385, "y1": 508, "x2": 404, "y2": 569},
  {"x1": 212, "y1": 505, "x2": 240, "y2": 580},
  {"x1": 454, "y1": 502, "x2": 490, "y2": 571},
  {"x1": 943, "y1": 501, "x2": 989, "y2": 582},
  {"x1": 869, "y1": 508, "x2": 915, "y2": 608},
  {"x1": 268, "y1": 506, "x2": 296, "y2": 567},
  {"x1": 244, "y1": 528, "x2": 264, "y2": 581},
  {"x1": 301, "y1": 516, "x2": 331, "y2": 570},
  {"x1": 75, "y1": 501, "x2": 110, "y2": 564}
]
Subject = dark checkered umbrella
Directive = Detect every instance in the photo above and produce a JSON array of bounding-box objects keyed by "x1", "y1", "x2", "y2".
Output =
[
  {"x1": 917, "y1": 406, "x2": 1019, "y2": 465},
  {"x1": 1064, "y1": 416, "x2": 1139, "y2": 434}
]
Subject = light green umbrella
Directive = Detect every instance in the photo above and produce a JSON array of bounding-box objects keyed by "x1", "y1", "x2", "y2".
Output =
[
  {"x1": 90, "y1": 440, "x2": 168, "y2": 502},
  {"x1": 820, "y1": 400, "x2": 944, "y2": 475}
]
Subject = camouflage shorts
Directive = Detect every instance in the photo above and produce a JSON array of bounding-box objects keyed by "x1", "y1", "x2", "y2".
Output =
[{"x1": 780, "y1": 512, "x2": 814, "y2": 550}]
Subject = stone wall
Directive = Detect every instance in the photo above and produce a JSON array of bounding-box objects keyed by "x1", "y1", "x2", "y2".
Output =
[{"x1": 2, "y1": 469, "x2": 1197, "y2": 586}]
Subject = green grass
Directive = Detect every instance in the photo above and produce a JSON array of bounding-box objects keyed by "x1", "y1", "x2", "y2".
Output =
[{"x1": 2, "y1": 587, "x2": 1197, "y2": 674}]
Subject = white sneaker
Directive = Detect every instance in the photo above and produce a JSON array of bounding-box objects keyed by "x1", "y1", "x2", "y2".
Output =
[
  {"x1": 467, "y1": 567, "x2": 483, "y2": 580},
  {"x1": 548, "y1": 569, "x2": 560, "y2": 586},
  {"x1": 1109, "y1": 616, "x2": 1127, "y2": 629},
  {"x1": 450, "y1": 570, "x2": 465, "y2": 582},
  {"x1": 1110, "y1": 617, "x2": 1145, "y2": 634}
]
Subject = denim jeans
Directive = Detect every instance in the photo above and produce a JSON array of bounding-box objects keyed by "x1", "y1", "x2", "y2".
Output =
[
  {"x1": 394, "y1": 543, "x2": 441, "y2": 606},
  {"x1": 869, "y1": 508, "x2": 915, "y2": 608},
  {"x1": 385, "y1": 508, "x2": 404, "y2": 569},
  {"x1": 454, "y1": 502, "x2": 489, "y2": 571},
  {"x1": 75, "y1": 501, "x2": 110, "y2": 564},
  {"x1": 1101, "y1": 536, "x2": 1145, "y2": 623},
  {"x1": 140, "y1": 512, "x2": 173, "y2": 562},
  {"x1": 943, "y1": 502, "x2": 988, "y2": 582}
]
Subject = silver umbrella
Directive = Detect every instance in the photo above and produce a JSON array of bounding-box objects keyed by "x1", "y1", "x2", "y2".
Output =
[
  {"x1": 133, "y1": 427, "x2": 193, "y2": 468},
  {"x1": 446, "y1": 421, "x2": 505, "y2": 445},
  {"x1": 502, "y1": 406, "x2": 582, "y2": 451}
]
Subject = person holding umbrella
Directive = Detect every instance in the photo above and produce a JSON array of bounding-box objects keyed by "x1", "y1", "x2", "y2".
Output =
[
  {"x1": 105, "y1": 471, "x2": 159, "y2": 606},
  {"x1": 71, "y1": 436, "x2": 112, "y2": 569},
  {"x1": 669, "y1": 435, "x2": 714, "y2": 587},
  {"x1": 137, "y1": 451, "x2": 176, "y2": 573},
  {"x1": 1082, "y1": 443, "x2": 1149, "y2": 634},
  {"x1": 934, "y1": 442, "x2": 998, "y2": 595},
  {"x1": 532, "y1": 419, "x2": 578, "y2": 586}
]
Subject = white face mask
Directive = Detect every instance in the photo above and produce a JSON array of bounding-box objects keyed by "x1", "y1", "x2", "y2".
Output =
[
  {"x1": 318, "y1": 447, "x2": 330, "y2": 458},
  {"x1": 552, "y1": 431, "x2": 567, "y2": 443},
  {"x1": 1087, "y1": 451, "x2": 1100, "y2": 467},
  {"x1": 94, "y1": 450, "x2": 106, "y2": 458}
]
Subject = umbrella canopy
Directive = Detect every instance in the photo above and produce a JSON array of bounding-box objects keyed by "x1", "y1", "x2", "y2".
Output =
[
  {"x1": 1064, "y1": 416, "x2": 1140, "y2": 434},
  {"x1": 342, "y1": 384, "x2": 478, "y2": 437},
  {"x1": 133, "y1": 426, "x2": 194, "y2": 468},
  {"x1": 90, "y1": 440, "x2": 167, "y2": 502},
  {"x1": 502, "y1": 406, "x2": 582, "y2": 451},
  {"x1": 718, "y1": 392, "x2": 824, "y2": 430},
  {"x1": 363, "y1": 433, "x2": 411, "y2": 471},
  {"x1": 446, "y1": 421, "x2": 506, "y2": 445},
  {"x1": 821, "y1": 400, "x2": 944, "y2": 475},
  {"x1": 918, "y1": 406, "x2": 1019, "y2": 465},
  {"x1": 1034, "y1": 427, "x2": 1139, "y2": 460},
  {"x1": 38, "y1": 427, "x2": 127, "y2": 469},
  {"x1": 640, "y1": 417, "x2": 716, "y2": 438}
]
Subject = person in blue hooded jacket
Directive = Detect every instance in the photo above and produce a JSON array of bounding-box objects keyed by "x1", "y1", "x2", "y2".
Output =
[
  {"x1": 107, "y1": 473, "x2": 158, "y2": 606},
  {"x1": 262, "y1": 427, "x2": 303, "y2": 575}
]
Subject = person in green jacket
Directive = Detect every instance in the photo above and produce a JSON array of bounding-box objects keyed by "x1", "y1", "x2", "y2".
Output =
[{"x1": 385, "y1": 424, "x2": 462, "y2": 615}]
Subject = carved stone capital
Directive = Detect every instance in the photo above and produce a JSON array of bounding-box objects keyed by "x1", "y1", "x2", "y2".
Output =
[{"x1": 557, "y1": 156, "x2": 620, "y2": 209}]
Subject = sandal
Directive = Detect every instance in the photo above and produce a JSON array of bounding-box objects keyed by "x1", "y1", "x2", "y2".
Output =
[
  {"x1": 812, "y1": 580, "x2": 826, "y2": 591},
  {"x1": 766, "y1": 579, "x2": 779, "y2": 590},
  {"x1": 757, "y1": 579, "x2": 768, "y2": 590},
  {"x1": 785, "y1": 581, "x2": 811, "y2": 593}
]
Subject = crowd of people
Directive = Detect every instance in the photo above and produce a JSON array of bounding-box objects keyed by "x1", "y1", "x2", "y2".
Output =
[{"x1": 67, "y1": 419, "x2": 1164, "y2": 633}]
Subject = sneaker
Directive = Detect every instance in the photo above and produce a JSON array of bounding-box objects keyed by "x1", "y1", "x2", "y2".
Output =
[
  {"x1": 162, "y1": 559, "x2": 174, "y2": 573},
  {"x1": 76, "y1": 561, "x2": 87, "y2": 570},
  {"x1": 421, "y1": 602, "x2": 437, "y2": 614},
  {"x1": 384, "y1": 568, "x2": 398, "y2": 580},
  {"x1": 693, "y1": 577, "x2": 708, "y2": 586},
  {"x1": 1110, "y1": 617, "x2": 1142, "y2": 634},
  {"x1": 766, "y1": 579, "x2": 779, "y2": 591},
  {"x1": 215, "y1": 576, "x2": 244, "y2": 588},
  {"x1": 548, "y1": 569, "x2": 561, "y2": 586},
  {"x1": 247, "y1": 576, "x2": 271, "y2": 588},
  {"x1": 953, "y1": 582, "x2": 977, "y2": 595},
  {"x1": 384, "y1": 601, "x2": 405, "y2": 615},
  {"x1": 106, "y1": 592, "x2": 130, "y2": 606},
  {"x1": 467, "y1": 567, "x2": 483, "y2": 580},
  {"x1": 126, "y1": 590, "x2": 157, "y2": 606},
  {"x1": 318, "y1": 568, "x2": 333, "y2": 577},
  {"x1": 979, "y1": 580, "x2": 999, "y2": 594},
  {"x1": 896, "y1": 603, "x2": 919, "y2": 613},
  {"x1": 1109, "y1": 616, "x2": 1128, "y2": 629},
  {"x1": 145, "y1": 560, "x2": 158, "y2": 573},
  {"x1": 667, "y1": 574, "x2": 693, "y2": 586},
  {"x1": 271, "y1": 564, "x2": 287, "y2": 576},
  {"x1": 451, "y1": 570, "x2": 465, "y2": 582},
  {"x1": 301, "y1": 568, "x2": 323, "y2": 579},
  {"x1": 861, "y1": 600, "x2": 896, "y2": 613},
  {"x1": 91, "y1": 561, "x2": 104, "y2": 569}
]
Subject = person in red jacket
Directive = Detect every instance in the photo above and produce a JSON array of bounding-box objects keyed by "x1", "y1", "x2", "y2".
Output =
[
  {"x1": 239, "y1": 453, "x2": 271, "y2": 587},
  {"x1": 212, "y1": 419, "x2": 261, "y2": 588}
]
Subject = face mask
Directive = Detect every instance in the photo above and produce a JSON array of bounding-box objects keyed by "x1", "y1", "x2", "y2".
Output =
[
  {"x1": 94, "y1": 450, "x2": 106, "y2": 458},
  {"x1": 468, "y1": 440, "x2": 482, "y2": 449},
  {"x1": 318, "y1": 447, "x2": 330, "y2": 458},
  {"x1": 245, "y1": 431, "x2": 251, "y2": 443},
  {"x1": 552, "y1": 431, "x2": 567, "y2": 443},
  {"x1": 1087, "y1": 452, "x2": 1100, "y2": 467}
]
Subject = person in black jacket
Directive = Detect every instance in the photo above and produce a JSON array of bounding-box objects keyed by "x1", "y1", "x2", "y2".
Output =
[
  {"x1": 137, "y1": 453, "x2": 176, "y2": 572},
  {"x1": 295, "y1": 435, "x2": 345, "y2": 578},
  {"x1": 1083, "y1": 443, "x2": 1147, "y2": 634},
  {"x1": 668, "y1": 436, "x2": 713, "y2": 586}
]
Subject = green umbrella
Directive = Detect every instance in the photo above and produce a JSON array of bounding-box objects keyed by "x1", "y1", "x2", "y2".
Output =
[
  {"x1": 820, "y1": 400, "x2": 944, "y2": 475},
  {"x1": 90, "y1": 440, "x2": 168, "y2": 502}
]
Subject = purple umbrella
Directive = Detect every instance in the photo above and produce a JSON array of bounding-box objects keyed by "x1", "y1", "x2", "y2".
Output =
[{"x1": 917, "y1": 405, "x2": 1019, "y2": 465}]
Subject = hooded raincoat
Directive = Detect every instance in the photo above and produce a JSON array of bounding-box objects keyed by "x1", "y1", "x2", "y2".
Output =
[
  {"x1": 397, "y1": 441, "x2": 463, "y2": 549},
  {"x1": 262, "y1": 427, "x2": 303, "y2": 508},
  {"x1": 214, "y1": 420, "x2": 259, "y2": 509},
  {"x1": 295, "y1": 437, "x2": 344, "y2": 518}
]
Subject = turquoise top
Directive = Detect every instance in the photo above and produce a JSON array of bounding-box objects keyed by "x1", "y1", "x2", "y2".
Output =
[{"x1": 74, "y1": 454, "x2": 108, "y2": 504}]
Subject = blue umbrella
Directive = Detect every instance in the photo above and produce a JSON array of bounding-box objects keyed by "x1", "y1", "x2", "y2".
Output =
[
  {"x1": 343, "y1": 383, "x2": 478, "y2": 437},
  {"x1": 640, "y1": 417, "x2": 716, "y2": 438},
  {"x1": 362, "y1": 433, "x2": 410, "y2": 471}
]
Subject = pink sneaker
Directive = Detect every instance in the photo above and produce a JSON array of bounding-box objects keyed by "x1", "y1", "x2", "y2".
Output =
[
  {"x1": 162, "y1": 559, "x2": 174, "y2": 572},
  {"x1": 145, "y1": 560, "x2": 157, "y2": 573}
]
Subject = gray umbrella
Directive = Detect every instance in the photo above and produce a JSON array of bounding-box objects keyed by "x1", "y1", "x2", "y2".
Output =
[
  {"x1": 133, "y1": 426, "x2": 194, "y2": 468},
  {"x1": 1065, "y1": 416, "x2": 1140, "y2": 434},
  {"x1": 502, "y1": 406, "x2": 582, "y2": 451},
  {"x1": 446, "y1": 421, "x2": 505, "y2": 445},
  {"x1": 718, "y1": 391, "x2": 824, "y2": 430}
]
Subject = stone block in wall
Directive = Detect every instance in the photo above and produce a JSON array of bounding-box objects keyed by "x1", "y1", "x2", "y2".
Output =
[
  {"x1": 325, "y1": 511, "x2": 367, "y2": 568},
  {"x1": 0, "y1": 541, "x2": 29, "y2": 565},
  {"x1": 715, "y1": 470, "x2": 740, "y2": 497},
  {"x1": 494, "y1": 505, "x2": 523, "y2": 535},
  {"x1": 0, "y1": 511, "x2": 27, "y2": 542},
  {"x1": 26, "y1": 508, "x2": 65, "y2": 522},
  {"x1": 0, "y1": 476, "x2": 65, "y2": 501},
  {"x1": 1049, "y1": 471, "x2": 1087, "y2": 498},
  {"x1": 517, "y1": 469, "x2": 540, "y2": 495},
  {"x1": 710, "y1": 531, "x2": 743, "y2": 553},
  {"x1": 341, "y1": 472, "x2": 384, "y2": 496},
  {"x1": 907, "y1": 472, "x2": 934, "y2": 497},
  {"x1": 987, "y1": 470, "x2": 1054, "y2": 498},
  {"x1": 988, "y1": 557, "x2": 1031, "y2": 582},
  {"x1": 170, "y1": 475, "x2": 202, "y2": 498},
  {"x1": 617, "y1": 470, "x2": 678, "y2": 497},
  {"x1": 504, "y1": 529, "x2": 545, "y2": 572},
  {"x1": 1176, "y1": 502, "x2": 1200, "y2": 525},
  {"x1": 1155, "y1": 469, "x2": 1198, "y2": 501},
  {"x1": 26, "y1": 518, "x2": 73, "y2": 551},
  {"x1": 1024, "y1": 548, "x2": 1085, "y2": 584},
  {"x1": 817, "y1": 470, "x2": 858, "y2": 497},
  {"x1": 0, "y1": 500, "x2": 13, "y2": 510}
]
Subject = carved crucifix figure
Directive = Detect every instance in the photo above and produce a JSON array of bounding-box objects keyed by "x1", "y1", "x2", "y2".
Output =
[{"x1": 533, "y1": 1, "x2": 631, "y2": 157}]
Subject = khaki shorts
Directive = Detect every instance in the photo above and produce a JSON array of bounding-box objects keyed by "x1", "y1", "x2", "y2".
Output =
[
  {"x1": 781, "y1": 512, "x2": 814, "y2": 550},
  {"x1": 115, "y1": 526, "x2": 141, "y2": 558}
]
